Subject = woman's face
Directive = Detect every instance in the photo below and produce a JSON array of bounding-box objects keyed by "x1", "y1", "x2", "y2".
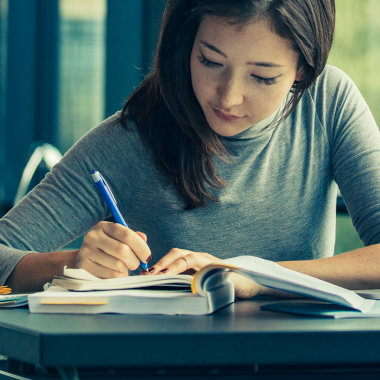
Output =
[{"x1": 190, "y1": 16, "x2": 302, "y2": 137}]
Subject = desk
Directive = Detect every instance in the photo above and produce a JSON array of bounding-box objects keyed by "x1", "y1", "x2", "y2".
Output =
[{"x1": 1, "y1": 299, "x2": 380, "y2": 379}]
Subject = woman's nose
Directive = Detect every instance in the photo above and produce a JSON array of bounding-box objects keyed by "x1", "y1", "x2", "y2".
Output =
[{"x1": 217, "y1": 73, "x2": 244, "y2": 109}]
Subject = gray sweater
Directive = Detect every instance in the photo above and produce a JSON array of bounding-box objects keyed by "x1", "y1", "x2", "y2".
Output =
[{"x1": 1, "y1": 65, "x2": 380, "y2": 285}]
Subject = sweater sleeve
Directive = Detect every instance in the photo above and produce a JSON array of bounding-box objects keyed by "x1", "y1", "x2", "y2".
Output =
[
  {"x1": 319, "y1": 66, "x2": 380, "y2": 245},
  {"x1": 0, "y1": 113, "x2": 130, "y2": 285}
]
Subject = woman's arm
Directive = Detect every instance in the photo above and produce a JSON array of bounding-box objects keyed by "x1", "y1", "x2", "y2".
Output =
[
  {"x1": 143, "y1": 244, "x2": 380, "y2": 299},
  {"x1": 0, "y1": 114, "x2": 146, "y2": 289},
  {"x1": 5, "y1": 250, "x2": 78, "y2": 292},
  {"x1": 277, "y1": 244, "x2": 380, "y2": 290},
  {"x1": 5, "y1": 220, "x2": 152, "y2": 292},
  {"x1": 5, "y1": 221, "x2": 152, "y2": 292}
]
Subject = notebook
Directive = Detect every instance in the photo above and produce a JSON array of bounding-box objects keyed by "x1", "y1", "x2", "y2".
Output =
[{"x1": 261, "y1": 299, "x2": 380, "y2": 318}]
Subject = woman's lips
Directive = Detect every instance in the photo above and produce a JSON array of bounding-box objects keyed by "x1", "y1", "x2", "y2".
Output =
[{"x1": 213, "y1": 108, "x2": 240, "y2": 121}]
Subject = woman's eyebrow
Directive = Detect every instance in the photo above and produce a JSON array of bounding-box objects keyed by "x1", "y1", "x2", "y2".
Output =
[
  {"x1": 199, "y1": 39, "x2": 284, "y2": 68},
  {"x1": 247, "y1": 61, "x2": 284, "y2": 68},
  {"x1": 200, "y1": 40, "x2": 227, "y2": 57}
]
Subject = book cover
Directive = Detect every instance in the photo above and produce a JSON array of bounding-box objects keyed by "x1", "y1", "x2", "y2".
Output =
[{"x1": 261, "y1": 299, "x2": 380, "y2": 318}]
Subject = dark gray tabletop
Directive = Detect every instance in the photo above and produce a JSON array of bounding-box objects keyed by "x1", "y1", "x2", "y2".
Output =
[{"x1": 1, "y1": 299, "x2": 380, "y2": 368}]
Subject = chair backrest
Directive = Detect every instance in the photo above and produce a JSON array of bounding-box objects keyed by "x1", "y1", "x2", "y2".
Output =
[{"x1": 13, "y1": 143, "x2": 63, "y2": 206}]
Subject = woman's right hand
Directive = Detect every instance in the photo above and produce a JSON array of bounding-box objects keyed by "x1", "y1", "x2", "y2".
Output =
[{"x1": 74, "y1": 221, "x2": 151, "y2": 278}]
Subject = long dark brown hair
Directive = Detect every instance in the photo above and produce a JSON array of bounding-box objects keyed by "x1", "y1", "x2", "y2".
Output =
[{"x1": 121, "y1": 0, "x2": 335, "y2": 209}]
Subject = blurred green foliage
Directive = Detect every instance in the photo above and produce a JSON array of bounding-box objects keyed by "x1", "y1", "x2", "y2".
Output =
[
  {"x1": 330, "y1": 0, "x2": 379, "y2": 254},
  {"x1": 328, "y1": 0, "x2": 380, "y2": 127},
  {"x1": 335, "y1": 214, "x2": 363, "y2": 254}
]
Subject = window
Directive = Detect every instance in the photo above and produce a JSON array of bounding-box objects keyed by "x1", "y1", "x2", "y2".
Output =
[
  {"x1": 0, "y1": 0, "x2": 164, "y2": 212},
  {"x1": 58, "y1": 0, "x2": 106, "y2": 152}
]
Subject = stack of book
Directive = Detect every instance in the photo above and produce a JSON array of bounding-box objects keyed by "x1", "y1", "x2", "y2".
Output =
[{"x1": 25, "y1": 256, "x2": 380, "y2": 317}]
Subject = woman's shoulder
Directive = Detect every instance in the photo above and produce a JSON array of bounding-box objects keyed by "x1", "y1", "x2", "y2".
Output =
[
  {"x1": 319, "y1": 64, "x2": 351, "y2": 80},
  {"x1": 300, "y1": 64, "x2": 377, "y2": 145},
  {"x1": 87, "y1": 111, "x2": 139, "y2": 141},
  {"x1": 310, "y1": 64, "x2": 357, "y2": 98},
  {"x1": 56, "y1": 110, "x2": 150, "y2": 179},
  {"x1": 70, "y1": 111, "x2": 143, "y2": 155},
  {"x1": 304, "y1": 64, "x2": 365, "y2": 117}
]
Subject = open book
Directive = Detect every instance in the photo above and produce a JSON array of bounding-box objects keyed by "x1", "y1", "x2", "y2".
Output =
[
  {"x1": 28, "y1": 255, "x2": 376, "y2": 316},
  {"x1": 28, "y1": 267, "x2": 235, "y2": 315}
]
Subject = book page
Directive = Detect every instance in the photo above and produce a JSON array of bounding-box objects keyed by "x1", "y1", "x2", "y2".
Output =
[
  {"x1": 51, "y1": 268, "x2": 193, "y2": 291},
  {"x1": 195, "y1": 256, "x2": 375, "y2": 312}
]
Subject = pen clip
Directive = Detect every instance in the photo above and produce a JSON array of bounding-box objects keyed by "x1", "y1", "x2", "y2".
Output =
[{"x1": 99, "y1": 173, "x2": 118, "y2": 205}]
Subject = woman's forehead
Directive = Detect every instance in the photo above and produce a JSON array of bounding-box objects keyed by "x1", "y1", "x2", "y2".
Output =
[{"x1": 194, "y1": 15, "x2": 298, "y2": 66}]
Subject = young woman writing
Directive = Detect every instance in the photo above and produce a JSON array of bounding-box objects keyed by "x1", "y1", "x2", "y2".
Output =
[{"x1": 2, "y1": 0, "x2": 380, "y2": 297}]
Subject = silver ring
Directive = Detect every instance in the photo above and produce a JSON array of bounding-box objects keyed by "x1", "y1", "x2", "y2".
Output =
[{"x1": 181, "y1": 256, "x2": 188, "y2": 270}]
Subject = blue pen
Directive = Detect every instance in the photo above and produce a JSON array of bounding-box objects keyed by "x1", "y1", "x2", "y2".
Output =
[{"x1": 91, "y1": 170, "x2": 148, "y2": 271}]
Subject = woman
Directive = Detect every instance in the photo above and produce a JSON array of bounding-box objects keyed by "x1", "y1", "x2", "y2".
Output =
[{"x1": 2, "y1": 0, "x2": 380, "y2": 297}]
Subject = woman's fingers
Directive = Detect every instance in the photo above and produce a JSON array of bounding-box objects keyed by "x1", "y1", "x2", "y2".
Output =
[
  {"x1": 75, "y1": 252, "x2": 129, "y2": 279},
  {"x1": 86, "y1": 247, "x2": 130, "y2": 272},
  {"x1": 143, "y1": 248, "x2": 189, "y2": 274},
  {"x1": 83, "y1": 227, "x2": 140, "y2": 270},
  {"x1": 102, "y1": 222, "x2": 151, "y2": 264},
  {"x1": 144, "y1": 248, "x2": 220, "y2": 275},
  {"x1": 136, "y1": 231, "x2": 148, "y2": 242},
  {"x1": 76, "y1": 221, "x2": 151, "y2": 277},
  {"x1": 140, "y1": 248, "x2": 262, "y2": 299}
]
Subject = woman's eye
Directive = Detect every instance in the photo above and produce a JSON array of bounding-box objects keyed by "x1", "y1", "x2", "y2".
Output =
[
  {"x1": 252, "y1": 75, "x2": 278, "y2": 86},
  {"x1": 198, "y1": 55, "x2": 221, "y2": 68}
]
